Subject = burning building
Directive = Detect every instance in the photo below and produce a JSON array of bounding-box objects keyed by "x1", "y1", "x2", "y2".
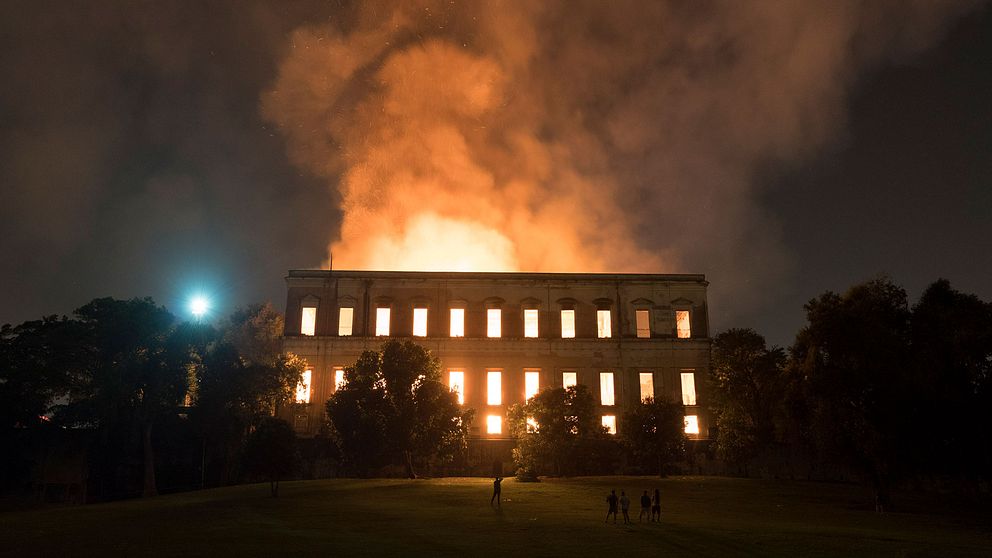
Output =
[{"x1": 282, "y1": 269, "x2": 711, "y2": 448}]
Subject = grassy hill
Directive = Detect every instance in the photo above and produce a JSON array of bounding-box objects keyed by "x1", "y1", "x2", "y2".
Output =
[{"x1": 1, "y1": 476, "x2": 989, "y2": 557}]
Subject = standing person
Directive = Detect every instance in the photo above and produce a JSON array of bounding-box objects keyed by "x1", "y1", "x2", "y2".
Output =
[
  {"x1": 639, "y1": 490, "x2": 651, "y2": 522},
  {"x1": 491, "y1": 477, "x2": 503, "y2": 508},
  {"x1": 651, "y1": 488, "x2": 662, "y2": 522},
  {"x1": 605, "y1": 489, "x2": 619, "y2": 523},
  {"x1": 619, "y1": 490, "x2": 631, "y2": 524}
]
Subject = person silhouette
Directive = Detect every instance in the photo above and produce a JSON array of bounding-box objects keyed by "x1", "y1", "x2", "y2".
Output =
[
  {"x1": 639, "y1": 490, "x2": 651, "y2": 522},
  {"x1": 605, "y1": 489, "x2": 619, "y2": 523},
  {"x1": 651, "y1": 488, "x2": 661, "y2": 522},
  {"x1": 620, "y1": 490, "x2": 631, "y2": 524},
  {"x1": 491, "y1": 477, "x2": 503, "y2": 508}
]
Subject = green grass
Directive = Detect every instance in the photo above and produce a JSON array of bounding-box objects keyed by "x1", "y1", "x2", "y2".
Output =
[{"x1": 2, "y1": 477, "x2": 989, "y2": 557}]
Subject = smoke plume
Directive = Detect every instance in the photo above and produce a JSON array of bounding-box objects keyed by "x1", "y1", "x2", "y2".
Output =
[{"x1": 261, "y1": 1, "x2": 979, "y2": 321}]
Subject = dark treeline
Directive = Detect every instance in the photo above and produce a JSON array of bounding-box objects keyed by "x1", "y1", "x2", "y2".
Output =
[{"x1": 2, "y1": 277, "x2": 989, "y2": 509}]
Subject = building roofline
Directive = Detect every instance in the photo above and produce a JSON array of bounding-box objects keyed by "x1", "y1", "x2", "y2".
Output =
[{"x1": 286, "y1": 269, "x2": 707, "y2": 284}]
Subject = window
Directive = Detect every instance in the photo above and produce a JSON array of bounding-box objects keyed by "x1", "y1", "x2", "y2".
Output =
[
  {"x1": 684, "y1": 415, "x2": 699, "y2": 435},
  {"x1": 375, "y1": 307, "x2": 390, "y2": 336},
  {"x1": 602, "y1": 415, "x2": 617, "y2": 435},
  {"x1": 449, "y1": 370, "x2": 465, "y2": 405},
  {"x1": 597, "y1": 310, "x2": 612, "y2": 338},
  {"x1": 635, "y1": 309, "x2": 650, "y2": 338},
  {"x1": 560, "y1": 310, "x2": 576, "y2": 338},
  {"x1": 296, "y1": 369, "x2": 312, "y2": 403},
  {"x1": 334, "y1": 367, "x2": 346, "y2": 391},
  {"x1": 524, "y1": 309, "x2": 539, "y2": 338},
  {"x1": 676, "y1": 310, "x2": 691, "y2": 338},
  {"x1": 562, "y1": 371, "x2": 577, "y2": 389},
  {"x1": 681, "y1": 371, "x2": 697, "y2": 406},
  {"x1": 639, "y1": 372, "x2": 654, "y2": 402},
  {"x1": 526, "y1": 417, "x2": 538, "y2": 433},
  {"x1": 525, "y1": 370, "x2": 540, "y2": 401},
  {"x1": 301, "y1": 306, "x2": 317, "y2": 336},
  {"x1": 487, "y1": 371, "x2": 502, "y2": 405},
  {"x1": 600, "y1": 372, "x2": 615, "y2": 406},
  {"x1": 413, "y1": 308, "x2": 428, "y2": 337},
  {"x1": 487, "y1": 309, "x2": 501, "y2": 338},
  {"x1": 338, "y1": 307, "x2": 353, "y2": 336},
  {"x1": 486, "y1": 415, "x2": 502, "y2": 435},
  {"x1": 450, "y1": 308, "x2": 464, "y2": 337}
]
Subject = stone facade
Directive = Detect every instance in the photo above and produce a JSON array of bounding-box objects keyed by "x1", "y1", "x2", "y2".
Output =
[{"x1": 281, "y1": 270, "x2": 711, "y2": 442}]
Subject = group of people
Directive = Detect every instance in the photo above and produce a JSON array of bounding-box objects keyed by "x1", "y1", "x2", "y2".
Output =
[{"x1": 606, "y1": 488, "x2": 662, "y2": 524}]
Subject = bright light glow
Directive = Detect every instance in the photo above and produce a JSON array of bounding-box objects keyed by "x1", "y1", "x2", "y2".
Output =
[
  {"x1": 525, "y1": 370, "x2": 540, "y2": 401},
  {"x1": 597, "y1": 310, "x2": 612, "y2": 338},
  {"x1": 600, "y1": 372, "x2": 615, "y2": 406},
  {"x1": 413, "y1": 308, "x2": 428, "y2": 337},
  {"x1": 338, "y1": 307, "x2": 353, "y2": 336},
  {"x1": 639, "y1": 372, "x2": 655, "y2": 402},
  {"x1": 334, "y1": 368, "x2": 346, "y2": 391},
  {"x1": 635, "y1": 309, "x2": 651, "y2": 338},
  {"x1": 487, "y1": 371, "x2": 502, "y2": 405},
  {"x1": 526, "y1": 417, "x2": 538, "y2": 433},
  {"x1": 450, "y1": 308, "x2": 464, "y2": 337},
  {"x1": 684, "y1": 415, "x2": 699, "y2": 435},
  {"x1": 524, "y1": 309, "x2": 539, "y2": 338},
  {"x1": 681, "y1": 371, "x2": 697, "y2": 406},
  {"x1": 487, "y1": 309, "x2": 501, "y2": 338},
  {"x1": 602, "y1": 415, "x2": 617, "y2": 435},
  {"x1": 486, "y1": 414, "x2": 502, "y2": 435},
  {"x1": 190, "y1": 296, "x2": 210, "y2": 318},
  {"x1": 300, "y1": 306, "x2": 317, "y2": 336},
  {"x1": 560, "y1": 310, "x2": 575, "y2": 338},
  {"x1": 562, "y1": 371, "x2": 577, "y2": 389},
  {"x1": 449, "y1": 370, "x2": 465, "y2": 405},
  {"x1": 676, "y1": 310, "x2": 691, "y2": 338},
  {"x1": 375, "y1": 307, "x2": 390, "y2": 336},
  {"x1": 296, "y1": 369, "x2": 312, "y2": 403}
]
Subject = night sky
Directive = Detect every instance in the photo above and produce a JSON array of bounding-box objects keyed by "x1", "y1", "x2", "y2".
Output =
[{"x1": 2, "y1": 1, "x2": 990, "y2": 347}]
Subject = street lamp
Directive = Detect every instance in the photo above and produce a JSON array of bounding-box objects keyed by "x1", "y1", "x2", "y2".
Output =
[{"x1": 190, "y1": 295, "x2": 210, "y2": 320}]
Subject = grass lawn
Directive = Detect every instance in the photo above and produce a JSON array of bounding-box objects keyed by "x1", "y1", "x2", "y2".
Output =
[{"x1": 1, "y1": 476, "x2": 989, "y2": 557}]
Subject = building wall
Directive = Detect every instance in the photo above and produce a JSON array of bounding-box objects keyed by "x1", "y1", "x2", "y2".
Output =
[{"x1": 281, "y1": 270, "x2": 711, "y2": 441}]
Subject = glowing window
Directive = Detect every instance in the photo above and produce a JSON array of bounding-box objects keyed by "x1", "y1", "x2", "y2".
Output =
[
  {"x1": 296, "y1": 369, "x2": 312, "y2": 403},
  {"x1": 560, "y1": 310, "x2": 576, "y2": 338},
  {"x1": 639, "y1": 372, "x2": 654, "y2": 402},
  {"x1": 597, "y1": 310, "x2": 612, "y2": 338},
  {"x1": 486, "y1": 415, "x2": 502, "y2": 434},
  {"x1": 602, "y1": 415, "x2": 617, "y2": 435},
  {"x1": 684, "y1": 415, "x2": 699, "y2": 435},
  {"x1": 676, "y1": 310, "x2": 691, "y2": 339},
  {"x1": 487, "y1": 371, "x2": 502, "y2": 405},
  {"x1": 600, "y1": 372, "x2": 615, "y2": 406},
  {"x1": 524, "y1": 309, "x2": 539, "y2": 338},
  {"x1": 562, "y1": 371, "x2": 577, "y2": 389},
  {"x1": 526, "y1": 417, "x2": 538, "y2": 433},
  {"x1": 450, "y1": 308, "x2": 464, "y2": 337},
  {"x1": 301, "y1": 306, "x2": 317, "y2": 336},
  {"x1": 334, "y1": 367, "x2": 346, "y2": 391},
  {"x1": 487, "y1": 309, "x2": 501, "y2": 338},
  {"x1": 635, "y1": 309, "x2": 650, "y2": 338},
  {"x1": 449, "y1": 370, "x2": 465, "y2": 405},
  {"x1": 525, "y1": 370, "x2": 540, "y2": 401},
  {"x1": 338, "y1": 307, "x2": 353, "y2": 336},
  {"x1": 375, "y1": 307, "x2": 390, "y2": 336},
  {"x1": 413, "y1": 308, "x2": 428, "y2": 337},
  {"x1": 681, "y1": 371, "x2": 697, "y2": 406}
]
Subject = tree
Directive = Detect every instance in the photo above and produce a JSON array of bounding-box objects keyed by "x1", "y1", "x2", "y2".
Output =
[
  {"x1": 709, "y1": 328, "x2": 786, "y2": 476},
  {"x1": 242, "y1": 417, "x2": 297, "y2": 497},
  {"x1": 620, "y1": 398, "x2": 686, "y2": 477},
  {"x1": 507, "y1": 384, "x2": 606, "y2": 478},
  {"x1": 325, "y1": 340, "x2": 472, "y2": 477},
  {"x1": 789, "y1": 277, "x2": 911, "y2": 510}
]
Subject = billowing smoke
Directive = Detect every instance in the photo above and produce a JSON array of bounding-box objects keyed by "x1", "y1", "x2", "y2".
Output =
[{"x1": 261, "y1": 1, "x2": 979, "y2": 322}]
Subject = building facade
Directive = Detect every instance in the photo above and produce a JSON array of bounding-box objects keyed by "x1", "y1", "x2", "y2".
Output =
[{"x1": 282, "y1": 270, "x2": 711, "y2": 444}]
